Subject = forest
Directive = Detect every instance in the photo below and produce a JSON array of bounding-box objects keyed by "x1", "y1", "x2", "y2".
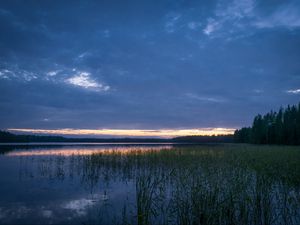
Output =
[{"x1": 234, "y1": 102, "x2": 300, "y2": 145}]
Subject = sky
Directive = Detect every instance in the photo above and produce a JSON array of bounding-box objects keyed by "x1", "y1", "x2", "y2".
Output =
[{"x1": 0, "y1": 0, "x2": 300, "y2": 137}]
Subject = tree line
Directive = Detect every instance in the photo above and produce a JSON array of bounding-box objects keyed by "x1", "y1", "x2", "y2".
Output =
[
  {"x1": 0, "y1": 131, "x2": 168, "y2": 143},
  {"x1": 173, "y1": 135, "x2": 234, "y2": 143},
  {"x1": 0, "y1": 130, "x2": 234, "y2": 144},
  {"x1": 234, "y1": 102, "x2": 300, "y2": 145}
]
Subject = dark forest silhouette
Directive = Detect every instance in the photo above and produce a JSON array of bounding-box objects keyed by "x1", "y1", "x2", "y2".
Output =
[
  {"x1": 0, "y1": 131, "x2": 167, "y2": 143},
  {"x1": 234, "y1": 102, "x2": 300, "y2": 145}
]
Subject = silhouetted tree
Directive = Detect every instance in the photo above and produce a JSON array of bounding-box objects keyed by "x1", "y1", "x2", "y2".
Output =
[{"x1": 234, "y1": 127, "x2": 251, "y2": 143}]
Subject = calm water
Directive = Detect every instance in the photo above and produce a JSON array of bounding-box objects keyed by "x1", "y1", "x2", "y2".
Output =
[
  {"x1": 0, "y1": 144, "x2": 300, "y2": 225},
  {"x1": 0, "y1": 144, "x2": 173, "y2": 225}
]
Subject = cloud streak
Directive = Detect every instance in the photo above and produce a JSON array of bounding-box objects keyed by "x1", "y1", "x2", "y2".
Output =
[
  {"x1": 203, "y1": 19, "x2": 220, "y2": 36},
  {"x1": 201, "y1": 0, "x2": 300, "y2": 38},
  {"x1": 202, "y1": 0, "x2": 255, "y2": 37},
  {"x1": 286, "y1": 89, "x2": 300, "y2": 94},
  {"x1": 185, "y1": 93, "x2": 227, "y2": 103},
  {"x1": 254, "y1": 3, "x2": 300, "y2": 29},
  {"x1": 66, "y1": 72, "x2": 110, "y2": 92}
]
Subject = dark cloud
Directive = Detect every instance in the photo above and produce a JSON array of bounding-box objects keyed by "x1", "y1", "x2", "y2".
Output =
[{"x1": 0, "y1": 0, "x2": 300, "y2": 130}]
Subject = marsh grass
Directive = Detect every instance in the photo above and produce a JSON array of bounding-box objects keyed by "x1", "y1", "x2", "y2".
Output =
[{"x1": 19, "y1": 144, "x2": 300, "y2": 225}]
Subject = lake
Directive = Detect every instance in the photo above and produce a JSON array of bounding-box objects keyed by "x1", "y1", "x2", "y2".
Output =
[{"x1": 0, "y1": 143, "x2": 299, "y2": 225}]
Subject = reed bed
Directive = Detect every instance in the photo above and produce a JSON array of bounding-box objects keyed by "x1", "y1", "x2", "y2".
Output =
[{"x1": 20, "y1": 144, "x2": 300, "y2": 225}]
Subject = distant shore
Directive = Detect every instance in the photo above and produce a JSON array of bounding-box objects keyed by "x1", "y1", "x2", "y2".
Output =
[{"x1": 0, "y1": 130, "x2": 234, "y2": 144}]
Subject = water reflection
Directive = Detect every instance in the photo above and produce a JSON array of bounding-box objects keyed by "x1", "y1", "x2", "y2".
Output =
[
  {"x1": 6, "y1": 145, "x2": 173, "y2": 157},
  {"x1": 0, "y1": 144, "x2": 299, "y2": 225}
]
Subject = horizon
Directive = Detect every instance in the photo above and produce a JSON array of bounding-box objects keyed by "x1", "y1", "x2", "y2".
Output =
[
  {"x1": 6, "y1": 128, "x2": 235, "y2": 138},
  {"x1": 1, "y1": 0, "x2": 300, "y2": 137}
]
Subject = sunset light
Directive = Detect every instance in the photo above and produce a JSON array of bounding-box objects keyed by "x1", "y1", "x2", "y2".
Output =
[{"x1": 8, "y1": 128, "x2": 235, "y2": 138}]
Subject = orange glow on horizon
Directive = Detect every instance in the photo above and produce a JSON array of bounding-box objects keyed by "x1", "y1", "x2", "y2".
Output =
[{"x1": 8, "y1": 128, "x2": 235, "y2": 138}]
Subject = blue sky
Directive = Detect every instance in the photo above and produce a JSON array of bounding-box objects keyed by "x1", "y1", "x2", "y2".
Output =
[{"x1": 0, "y1": 0, "x2": 300, "y2": 135}]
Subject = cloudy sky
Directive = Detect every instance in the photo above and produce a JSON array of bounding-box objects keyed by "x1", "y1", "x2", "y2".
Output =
[{"x1": 0, "y1": 0, "x2": 300, "y2": 137}]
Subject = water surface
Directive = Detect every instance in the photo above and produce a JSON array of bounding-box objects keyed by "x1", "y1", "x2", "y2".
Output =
[{"x1": 0, "y1": 144, "x2": 173, "y2": 224}]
